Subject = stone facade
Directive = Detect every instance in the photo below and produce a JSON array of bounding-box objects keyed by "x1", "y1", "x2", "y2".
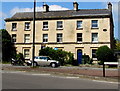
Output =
[{"x1": 5, "y1": 2, "x2": 114, "y2": 61}]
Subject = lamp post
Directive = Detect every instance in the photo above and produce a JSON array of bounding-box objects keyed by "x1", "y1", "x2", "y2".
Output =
[{"x1": 32, "y1": 0, "x2": 36, "y2": 67}]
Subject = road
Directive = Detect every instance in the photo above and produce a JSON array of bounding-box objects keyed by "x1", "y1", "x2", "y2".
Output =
[{"x1": 2, "y1": 71, "x2": 118, "y2": 89}]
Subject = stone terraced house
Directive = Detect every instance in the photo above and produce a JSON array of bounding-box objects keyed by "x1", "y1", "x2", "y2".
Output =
[{"x1": 5, "y1": 2, "x2": 114, "y2": 62}]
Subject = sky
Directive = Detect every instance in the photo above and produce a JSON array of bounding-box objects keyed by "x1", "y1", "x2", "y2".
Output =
[{"x1": 0, "y1": 1, "x2": 119, "y2": 40}]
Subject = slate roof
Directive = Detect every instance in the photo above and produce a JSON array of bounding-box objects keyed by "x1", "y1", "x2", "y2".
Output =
[{"x1": 5, "y1": 9, "x2": 112, "y2": 21}]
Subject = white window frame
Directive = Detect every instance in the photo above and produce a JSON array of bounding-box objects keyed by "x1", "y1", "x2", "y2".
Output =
[
  {"x1": 12, "y1": 23, "x2": 17, "y2": 31},
  {"x1": 92, "y1": 49, "x2": 97, "y2": 58},
  {"x1": 77, "y1": 21, "x2": 82, "y2": 29},
  {"x1": 92, "y1": 49, "x2": 97, "y2": 60},
  {"x1": 24, "y1": 49, "x2": 30, "y2": 59},
  {"x1": 12, "y1": 34, "x2": 16, "y2": 43},
  {"x1": 25, "y1": 22, "x2": 30, "y2": 30},
  {"x1": 57, "y1": 33, "x2": 62, "y2": 43},
  {"x1": 43, "y1": 22, "x2": 48, "y2": 30},
  {"x1": 24, "y1": 34, "x2": 30, "y2": 43},
  {"x1": 92, "y1": 33, "x2": 98, "y2": 43},
  {"x1": 43, "y1": 34, "x2": 48, "y2": 43},
  {"x1": 57, "y1": 21, "x2": 63, "y2": 29},
  {"x1": 91, "y1": 20, "x2": 98, "y2": 28},
  {"x1": 77, "y1": 33, "x2": 82, "y2": 43}
]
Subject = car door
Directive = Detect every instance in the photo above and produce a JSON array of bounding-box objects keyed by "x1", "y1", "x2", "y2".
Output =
[{"x1": 39, "y1": 57, "x2": 48, "y2": 66}]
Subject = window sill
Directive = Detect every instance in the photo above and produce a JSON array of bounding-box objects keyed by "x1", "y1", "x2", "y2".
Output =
[
  {"x1": 11, "y1": 29, "x2": 17, "y2": 31},
  {"x1": 56, "y1": 28, "x2": 63, "y2": 30},
  {"x1": 77, "y1": 41, "x2": 82, "y2": 43},
  {"x1": 91, "y1": 27, "x2": 99, "y2": 29},
  {"x1": 42, "y1": 28, "x2": 49, "y2": 31},
  {"x1": 92, "y1": 41, "x2": 98, "y2": 43},
  {"x1": 24, "y1": 29, "x2": 31, "y2": 31},
  {"x1": 57, "y1": 42, "x2": 63, "y2": 43},
  {"x1": 42, "y1": 42, "x2": 48, "y2": 43},
  {"x1": 76, "y1": 28, "x2": 83, "y2": 30},
  {"x1": 24, "y1": 42, "x2": 30, "y2": 44}
]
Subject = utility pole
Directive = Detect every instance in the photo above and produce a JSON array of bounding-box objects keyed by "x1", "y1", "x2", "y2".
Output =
[{"x1": 32, "y1": 0, "x2": 36, "y2": 67}]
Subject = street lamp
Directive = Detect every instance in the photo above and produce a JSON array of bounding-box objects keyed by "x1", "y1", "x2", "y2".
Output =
[{"x1": 32, "y1": 0, "x2": 36, "y2": 67}]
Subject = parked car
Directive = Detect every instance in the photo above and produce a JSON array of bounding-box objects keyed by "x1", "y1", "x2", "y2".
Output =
[{"x1": 27, "y1": 56, "x2": 60, "y2": 68}]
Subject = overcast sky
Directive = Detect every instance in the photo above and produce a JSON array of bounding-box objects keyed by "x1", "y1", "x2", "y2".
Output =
[{"x1": 1, "y1": 1, "x2": 119, "y2": 39}]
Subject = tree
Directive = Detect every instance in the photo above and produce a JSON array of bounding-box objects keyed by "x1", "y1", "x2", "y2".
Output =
[
  {"x1": 96, "y1": 45, "x2": 114, "y2": 64},
  {"x1": 39, "y1": 47, "x2": 74, "y2": 66},
  {"x1": 96, "y1": 45, "x2": 115, "y2": 77},
  {"x1": 1, "y1": 29, "x2": 16, "y2": 62},
  {"x1": 115, "y1": 40, "x2": 120, "y2": 50}
]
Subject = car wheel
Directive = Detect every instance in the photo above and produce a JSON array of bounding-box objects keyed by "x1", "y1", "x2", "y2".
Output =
[{"x1": 51, "y1": 63, "x2": 56, "y2": 68}]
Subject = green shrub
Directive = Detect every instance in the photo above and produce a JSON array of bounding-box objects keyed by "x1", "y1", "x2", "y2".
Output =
[
  {"x1": 39, "y1": 47, "x2": 74, "y2": 66},
  {"x1": 82, "y1": 54, "x2": 93, "y2": 64},
  {"x1": 15, "y1": 53, "x2": 25, "y2": 65},
  {"x1": 96, "y1": 45, "x2": 115, "y2": 64}
]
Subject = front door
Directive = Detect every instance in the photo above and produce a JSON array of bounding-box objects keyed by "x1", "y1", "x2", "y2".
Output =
[{"x1": 77, "y1": 49, "x2": 82, "y2": 64}]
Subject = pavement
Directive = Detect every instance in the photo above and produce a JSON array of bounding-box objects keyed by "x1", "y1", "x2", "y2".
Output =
[{"x1": 2, "y1": 64, "x2": 119, "y2": 82}]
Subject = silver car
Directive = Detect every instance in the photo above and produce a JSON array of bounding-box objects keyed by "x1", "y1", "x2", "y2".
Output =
[{"x1": 32, "y1": 56, "x2": 60, "y2": 68}]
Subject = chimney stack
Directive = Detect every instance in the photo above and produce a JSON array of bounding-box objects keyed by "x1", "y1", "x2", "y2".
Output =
[
  {"x1": 108, "y1": 2, "x2": 112, "y2": 12},
  {"x1": 73, "y1": 2, "x2": 79, "y2": 11},
  {"x1": 43, "y1": 4, "x2": 49, "y2": 12}
]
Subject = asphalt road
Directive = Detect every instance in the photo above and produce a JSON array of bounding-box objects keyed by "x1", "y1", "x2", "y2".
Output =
[{"x1": 2, "y1": 71, "x2": 118, "y2": 89}]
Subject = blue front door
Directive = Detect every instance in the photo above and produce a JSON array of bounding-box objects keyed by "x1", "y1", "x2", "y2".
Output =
[{"x1": 77, "y1": 49, "x2": 82, "y2": 64}]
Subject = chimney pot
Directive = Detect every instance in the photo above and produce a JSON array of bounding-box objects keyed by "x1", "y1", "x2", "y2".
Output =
[
  {"x1": 108, "y1": 2, "x2": 112, "y2": 11},
  {"x1": 73, "y1": 2, "x2": 79, "y2": 11},
  {"x1": 43, "y1": 4, "x2": 49, "y2": 12}
]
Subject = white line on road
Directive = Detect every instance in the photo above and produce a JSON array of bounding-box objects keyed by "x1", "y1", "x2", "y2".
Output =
[
  {"x1": 92, "y1": 80, "x2": 118, "y2": 84},
  {"x1": 66, "y1": 77, "x2": 79, "y2": 79},
  {"x1": 31, "y1": 74, "x2": 51, "y2": 76}
]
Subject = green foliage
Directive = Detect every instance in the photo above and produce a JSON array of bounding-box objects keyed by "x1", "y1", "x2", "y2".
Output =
[
  {"x1": 39, "y1": 47, "x2": 74, "y2": 66},
  {"x1": 116, "y1": 41, "x2": 120, "y2": 50},
  {"x1": 1, "y1": 29, "x2": 16, "y2": 62},
  {"x1": 96, "y1": 45, "x2": 115, "y2": 64},
  {"x1": 82, "y1": 54, "x2": 93, "y2": 64},
  {"x1": 15, "y1": 53, "x2": 25, "y2": 65},
  {"x1": 16, "y1": 53, "x2": 24, "y2": 61}
]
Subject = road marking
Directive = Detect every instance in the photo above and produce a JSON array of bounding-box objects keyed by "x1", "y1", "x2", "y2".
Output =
[
  {"x1": 92, "y1": 80, "x2": 118, "y2": 84},
  {"x1": 51, "y1": 75, "x2": 80, "y2": 79},
  {"x1": 2, "y1": 71, "x2": 26, "y2": 73},
  {"x1": 31, "y1": 74, "x2": 51, "y2": 76},
  {"x1": 66, "y1": 77, "x2": 79, "y2": 79}
]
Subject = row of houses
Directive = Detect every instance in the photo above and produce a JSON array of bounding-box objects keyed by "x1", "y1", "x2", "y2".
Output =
[{"x1": 5, "y1": 2, "x2": 114, "y2": 62}]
